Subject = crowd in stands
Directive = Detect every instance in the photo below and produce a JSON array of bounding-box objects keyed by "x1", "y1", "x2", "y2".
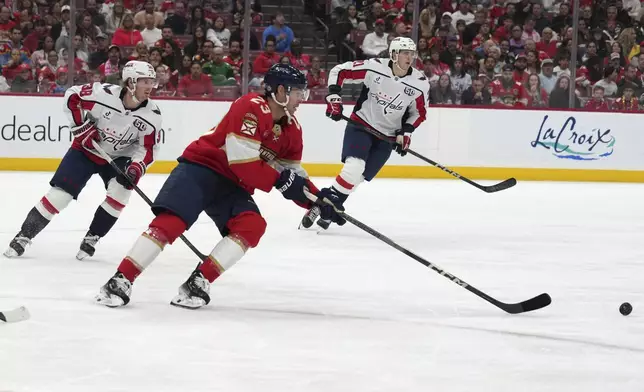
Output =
[
  {"x1": 0, "y1": 0, "x2": 313, "y2": 98},
  {"x1": 330, "y1": 0, "x2": 644, "y2": 111},
  {"x1": 2, "y1": 0, "x2": 644, "y2": 112}
]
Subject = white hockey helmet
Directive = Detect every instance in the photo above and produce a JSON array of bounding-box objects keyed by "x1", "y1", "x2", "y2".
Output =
[
  {"x1": 122, "y1": 60, "x2": 156, "y2": 84},
  {"x1": 122, "y1": 60, "x2": 157, "y2": 103},
  {"x1": 389, "y1": 37, "x2": 417, "y2": 61}
]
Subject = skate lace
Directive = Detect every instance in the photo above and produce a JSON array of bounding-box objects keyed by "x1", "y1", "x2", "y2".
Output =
[
  {"x1": 14, "y1": 236, "x2": 32, "y2": 247},
  {"x1": 110, "y1": 274, "x2": 132, "y2": 293},
  {"x1": 191, "y1": 273, "x2": 210, "y2": 292},
  {"x1": 83, "y1": 234, "x2": 100, "y2": 246}
]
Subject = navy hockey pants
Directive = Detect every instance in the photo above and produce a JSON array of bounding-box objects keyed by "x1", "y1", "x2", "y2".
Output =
[
  {"x1": 341, "y1": 123, "x2": 393, "y2": 181},
  {"x1": 151, "y1": 160, "x2": 261, "y2": 237},
  {"x1": 50, "y1": 148, "x2": 131, "y2": 199}
]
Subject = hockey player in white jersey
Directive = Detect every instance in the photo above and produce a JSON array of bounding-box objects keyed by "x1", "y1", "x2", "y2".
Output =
[
  {"x1": 3, "y1": 60, "x2": 162, "y2": 260},
  {"x1": 302, "y1": 37, "x2": 430, "y2": 230}
]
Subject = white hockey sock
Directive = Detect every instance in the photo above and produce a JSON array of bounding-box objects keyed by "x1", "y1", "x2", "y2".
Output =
[
  {"x1": 35, "y1": 187, "x2": 73, "y2": 220},
  {"x1": 117, "y1": 228, "x2": 167, "y2": 281},
  {"x1": 332, "y1": 157, "x2": 365, "y2": 195},
  {"x1": 198, "y1": 235, "x2": 247, "y2": 282}
]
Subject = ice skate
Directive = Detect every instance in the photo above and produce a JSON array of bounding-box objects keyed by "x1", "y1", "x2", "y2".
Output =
[
  {"x1": 76, "y1": 231, "x2": 100, "y2": 260},
  {"x1": 170, "y1": 270, "x2": 211, "y2": 309},
  {"x1": 95, "y1": 272, "x2": 132, "y2": 307},
  {"x1": 300, "y1": 205, "x2": 321, "y2": 229},
  {"x1": 316, "y1": 218, "x2": 331, "y2": 231},
  {"x1": 3, "y1": 233, "x2": 32, "y2": 258}
]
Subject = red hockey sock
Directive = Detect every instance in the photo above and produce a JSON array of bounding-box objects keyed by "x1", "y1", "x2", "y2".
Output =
[
  {"x1": 117, "y1": 257, "x2": 142, "y2": 282},
  {"x1": 117, "y1": 212, "x2": 188, "y2": 282},
  {"x1": 198, "y1": 256, "x2": 224, "y2": 282}
]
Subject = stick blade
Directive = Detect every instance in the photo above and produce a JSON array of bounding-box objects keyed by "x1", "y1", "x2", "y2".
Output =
[
  {"x1": 484, "y1": 178, "x2": 517, "y2": 193},
  {"x1": 0, "y1": 306, "x2": 30, "y2": 323},
  {"x1": 501, "y1": 293, "x2": 552, "y2": 314}
]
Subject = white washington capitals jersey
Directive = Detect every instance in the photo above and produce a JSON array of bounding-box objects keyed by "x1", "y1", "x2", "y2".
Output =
[
  {"x1": 63, "y1": 82, "x2": 162, "y2": 168},
  {"x1": 328, "y1": 58, "x2": 430, "y2": 137}
]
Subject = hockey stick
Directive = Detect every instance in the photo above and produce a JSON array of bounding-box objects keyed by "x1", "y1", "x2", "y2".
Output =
[
  {"x1": 91, "y1": 142, "x2": 209, "y2": 260},
  {"x1": 0, "y1": 306, "x2": 30, "y2": 323},
  {"x1": 305, "y1": 189, "x2": 551, "y2": 314},
  {"x1": 341, "y1": 115, "x2": 517, "y2": 193}
]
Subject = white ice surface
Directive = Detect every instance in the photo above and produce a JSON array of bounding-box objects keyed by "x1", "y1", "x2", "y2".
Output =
[{"x1": 1, "y1": 172, "x2": 643, "y2": 392}]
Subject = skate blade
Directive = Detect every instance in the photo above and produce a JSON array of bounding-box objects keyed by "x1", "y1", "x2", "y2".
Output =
[
  {"x1": 170, "y1": 294, "x2": 206, "y2": 309},
  {"x1": 76, "y1": 250, "x2": 91, "y2": 261},
  {"x1": 0, "y1": 306, "x2": 30, "y2": 323},
  {"x1": 3, "y1": 248, "x2": 19, "y2": 258},
  {"x1": 94, "y1": 293, "x2": 125, "y2": 308}
]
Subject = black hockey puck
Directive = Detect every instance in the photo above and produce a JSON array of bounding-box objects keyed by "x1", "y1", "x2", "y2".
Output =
[{"x1": 619, "y1": 302, "x2": 633, "y2": 316}]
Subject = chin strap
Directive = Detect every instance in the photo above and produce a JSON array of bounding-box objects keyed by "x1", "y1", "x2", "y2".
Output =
[
  {"x1": 270, "y1": 88, "x2": 292, "y2": 122},
  {"x1": 126, "y1": 79, "x2": 140, "y2": 105}
]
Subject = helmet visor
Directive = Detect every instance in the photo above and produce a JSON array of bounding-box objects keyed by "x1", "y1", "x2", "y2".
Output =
[
  {"x1": 136, "y1": 77, "x2": 158, "y2": 89},
  {"x1": 290, "y1": 85, "x2": 309, "y2": 101}
]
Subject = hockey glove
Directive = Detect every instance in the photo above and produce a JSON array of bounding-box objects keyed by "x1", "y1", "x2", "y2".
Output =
[
  {"x1": 71, "y1": 118, "x2": 100, "y2": 151},
  {"x1": 275, "y1": 169, "x2": 309, "y2": 205},
  {"x1": 393, "y1": 124, "x2": 413, "y2": 156},
  {"x1": 316, "y1": 187, "x2": 347, "y2": 226},
  {"x1": 325, "y1": 85, "x2": 343, "y2": 121},
  {"x1": 117, "y1": 161, "x2": 145, "y2": 190}
]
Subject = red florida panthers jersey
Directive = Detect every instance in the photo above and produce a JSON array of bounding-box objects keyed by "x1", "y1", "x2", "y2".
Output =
[{"x1": 181, "y1": 93, "x2": 309, "y2": 194}]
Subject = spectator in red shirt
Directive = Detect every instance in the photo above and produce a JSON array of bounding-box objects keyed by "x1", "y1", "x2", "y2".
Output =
[
  {"x1": 585, "y1": 85, "x2": 612, "y2": 111},
  {"x1": 155, "y1": 25, "x2": 181, "y2": 50},
  {"x1": 0, "y1": 6, "x2": 16, "y2": 40},
  {"x1": 98, "y1": 45, "x2": 122, "y2": 78},
  {"x1": 23, "y1": 19, "x2": 48, "y2": 53},
  {"x1": 252, "y1": 35, "x2": 280, "y2": 74},
  {"x1": 471, "y1": 22, "x2": 493, "y2": 50},
  {"x1": 178, "y1": 61, "x2": 214, "y2": 97},
  {"x1": 494, "y1": 17, "x2": 513, "y2": 42},
  {"x1": 47, "y1": 66, "x2": 68, "y2": 94},
  {"x1": 287, "y1": 38, "x2": 311, "y2": 71},
  {"x1": 525, "y1": 73, "x2": 549, "y2": 107},
  {"x1": 491, "y1": 63, "x2": 527, "y2": 107},
  {"x1": 382, "y1": 0, "x2": 404, "y2": 13},
  {"x1": 37, "y1": 50, "x2": 61, "y2": 82},
  {"x1": 224, "y1": 39, "x2": 243, "y2": 80},
  {"x1": 429, "y1": 47, "x2": 450, "y2": 75},
  {"x1": 152, "y1": 64, "x2": 177, "y2": 96},
  {"x1": 306, "y1": 55, "x2": 327, "y2": 89},
  {"x1": 613, "y1": 83, "x2": 640, "y2": 112},
  {"x1": 536, "y1": 27, "x2": 557, "y2": 59},
  {"x1": 111, "y1": 14, "x2": 143, "y2": 47}
]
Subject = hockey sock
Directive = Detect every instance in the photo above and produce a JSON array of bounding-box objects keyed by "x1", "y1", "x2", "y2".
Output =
[
  {"x1": 198, "y1": 235, "x2": 248, "y2": 282},
  {"x1": 117, "y1": 213, "x2": 187, "y2": 282},
  {"x1": 198, "y1": 212, "x2": 265, "y2": 282},
  {"x1": 19, "y1": 207, "x2": 51, "y2": 239},
  {"x1": 22, "y1": 187, "x2": 73, "y2": 238},
  {"x1": 331, "y1": 157, "x2": 365, "y2": 200},
  {"x1": 88, "y1": 206, "x2": 118, "y2": 238}
]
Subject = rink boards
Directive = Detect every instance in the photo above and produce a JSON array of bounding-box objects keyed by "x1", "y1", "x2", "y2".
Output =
[{"x1": 0, "y1": 94, "x2": 643, "y2": 182}]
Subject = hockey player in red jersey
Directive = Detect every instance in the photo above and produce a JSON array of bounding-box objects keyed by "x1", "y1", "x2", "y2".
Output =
[
  {"x1": 301, "y1": 37, "x2": 430, "y2": 230},
  {"x1": 3, "y1": 60, "x2": 161, "y2": 260},
  {"x1": 95, "y1": 64, "x2": 342, "y2": 308}
]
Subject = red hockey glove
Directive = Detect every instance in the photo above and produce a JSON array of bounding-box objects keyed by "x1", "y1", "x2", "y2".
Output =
[
  {"x1": 71, "y1": 119, "x2": 100, "y2": 151},
  {"x1": 393, "y1": 124, "x2": 413, "y2": 156},
  {"x1": 117, "y1": 161, "x2": 145, "y2": 190},
  {"x1": 325, "y1": 85, "x2": 343, "y2": 121}
]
